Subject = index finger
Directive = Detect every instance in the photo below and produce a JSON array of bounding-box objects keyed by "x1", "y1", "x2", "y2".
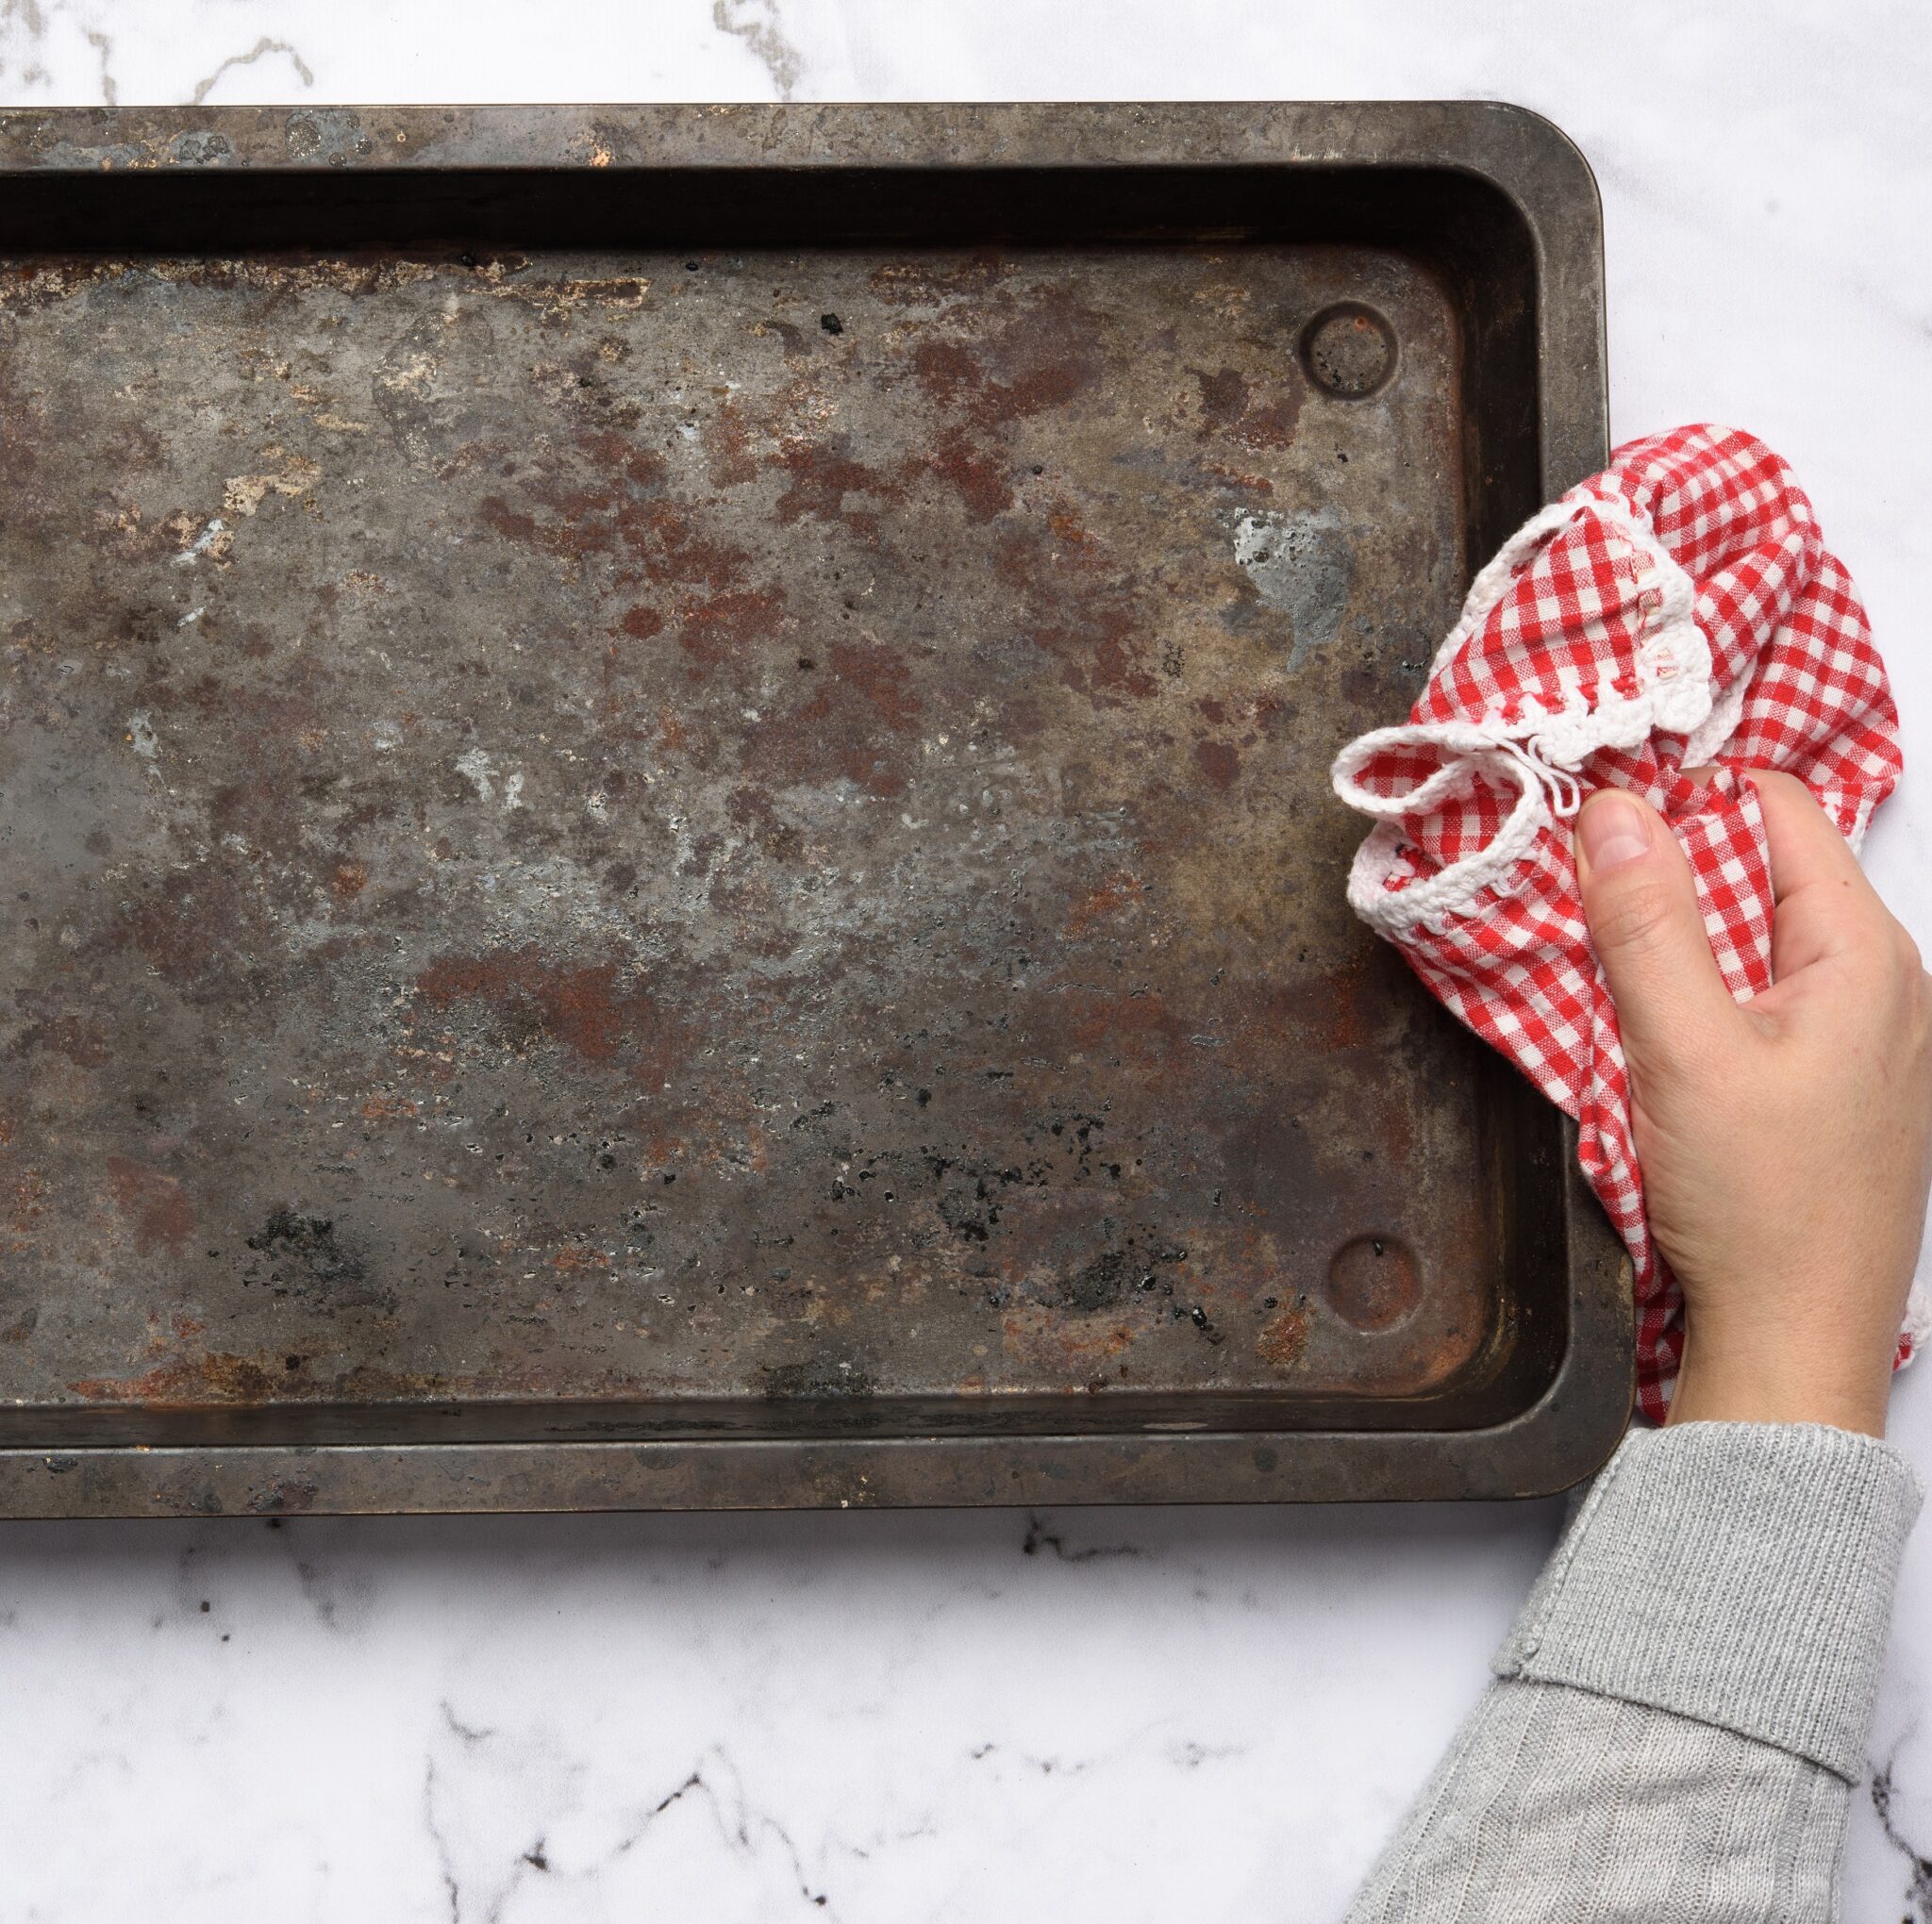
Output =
[{"x1": 1754, "y1": 769, "x2": 1887, "y2": 978}]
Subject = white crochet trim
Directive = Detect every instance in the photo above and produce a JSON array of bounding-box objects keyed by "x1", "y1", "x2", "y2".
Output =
[
  {"x1": 1905, "y1": 1277, "x2": 1932, "y2": 1364},
  {"x1": 1681, "y1": 667, "x2": 1747, "y2": 767},
  {"x1": 1331, "y1": 495, "x2": 1716, "y2": 938}
]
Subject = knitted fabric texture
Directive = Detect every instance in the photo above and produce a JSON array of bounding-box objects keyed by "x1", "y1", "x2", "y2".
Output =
[{"x1": 1331, "y1": 423, "x2": 1925, "y2": 1420}]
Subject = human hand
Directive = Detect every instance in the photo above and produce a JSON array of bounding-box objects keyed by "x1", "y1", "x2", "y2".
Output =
[{"x1": 1574, "y1": 772, "x2": 1932, "y2": 1436}]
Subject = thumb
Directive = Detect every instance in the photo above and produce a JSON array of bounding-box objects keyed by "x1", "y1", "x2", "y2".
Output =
[{"x1": 1574, "y1": 787, "x2": 1739, "y2": 1071}]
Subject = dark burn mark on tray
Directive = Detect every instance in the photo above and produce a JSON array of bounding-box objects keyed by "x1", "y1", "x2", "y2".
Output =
[
  {"x1": 1059, "y1": 1250, "x2": 1128, "y2": 1311},
  {"x1": 759, "y1": 1356, "x2": 877, "y2": 1401},
  {"x1": 243, "y1": 1210, "x2": 385, "y2": 1308}
]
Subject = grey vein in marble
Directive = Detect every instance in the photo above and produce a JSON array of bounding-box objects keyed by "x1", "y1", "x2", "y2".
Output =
[
  {"x1": 1874, "y1": 1759, "x2": 1932, "y2": 1922},
  {"x1": 191, "y1": 34, "x2": 315, "y2": 107},
  {"x1": 712, "y1": 0, "x2": 803, "y2": 100}
]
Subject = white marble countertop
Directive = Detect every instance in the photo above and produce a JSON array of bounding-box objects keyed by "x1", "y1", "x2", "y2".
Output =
[{"x1": 2, "y1": 3, "x2": 1930, "y2": 1916}]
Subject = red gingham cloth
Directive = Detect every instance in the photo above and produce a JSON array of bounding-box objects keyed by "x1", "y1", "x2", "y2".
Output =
[{"x1": 1331, "y1": 424, "x2": 1922, "y2": 1421}]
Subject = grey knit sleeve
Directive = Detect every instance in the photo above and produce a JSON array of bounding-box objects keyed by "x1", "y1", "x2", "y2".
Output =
[{"x1": 1342, "y1": 1421, "x2": 1924, "y2": 1923}]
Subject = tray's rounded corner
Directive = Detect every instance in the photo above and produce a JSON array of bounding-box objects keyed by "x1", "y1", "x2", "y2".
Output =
[
  {"x1": 1504, "y1": 1166, "x2": 1636, "y2": 1500},
  {"x1": 1497, "y1": 1363, "x2": 1635, "y2": 1501},
  {"x1": 1455, "y1": 98, "x2": 1605, "y2": 228}
]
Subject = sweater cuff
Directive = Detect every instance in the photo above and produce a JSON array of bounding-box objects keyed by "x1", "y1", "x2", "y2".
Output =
[{"x1": 1492, "y1": 1420, "x2": 1923, "y2": 1781}]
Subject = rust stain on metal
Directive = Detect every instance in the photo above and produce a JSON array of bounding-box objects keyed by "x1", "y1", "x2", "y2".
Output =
[
  {"x1": 1256, "y1": 1304, "x2": 1309, "y2": 1374},
  {"x1": 73, "y1": 1347, "x2": 283, "y2": 1407},
  {"x1": 104, "y1": 1158, "x2": 196, "y2": 1256},
  {"x1": 412, "y1": 947, "x2": 685, "y2": 1077}
]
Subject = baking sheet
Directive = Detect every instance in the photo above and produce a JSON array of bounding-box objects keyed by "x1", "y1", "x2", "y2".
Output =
[{"x1": 0, "y1": 102, "x2": 1628, "y2": 1511}]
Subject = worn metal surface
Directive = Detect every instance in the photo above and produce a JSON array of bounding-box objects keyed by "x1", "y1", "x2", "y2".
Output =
[{"x1": 0, "y1": 103, "x2": 1626, "y2": 1512}]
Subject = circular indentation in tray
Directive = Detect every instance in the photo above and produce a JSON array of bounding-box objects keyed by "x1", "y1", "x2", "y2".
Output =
[
  {"x1": 1324, "y1": 1234, "x2": 1420, "y2": 1331},
  {"x1": 1301, "y1": 303, "x2": 1396, "y2": 398}
]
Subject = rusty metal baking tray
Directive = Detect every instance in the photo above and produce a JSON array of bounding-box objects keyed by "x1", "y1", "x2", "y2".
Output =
[{"x1": 0, "y1": 102, "x2": 1628, "y2": 1515}]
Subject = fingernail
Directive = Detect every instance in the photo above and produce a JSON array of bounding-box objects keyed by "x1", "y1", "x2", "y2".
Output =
[{"x1": 1578, "y1": 793, "x2": 1651, "y2": 871}]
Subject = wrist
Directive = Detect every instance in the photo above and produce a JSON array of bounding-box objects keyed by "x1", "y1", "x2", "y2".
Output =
[{"x1": 1666, "y1": 1318, "x2": 1892, "y2": 1437}]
